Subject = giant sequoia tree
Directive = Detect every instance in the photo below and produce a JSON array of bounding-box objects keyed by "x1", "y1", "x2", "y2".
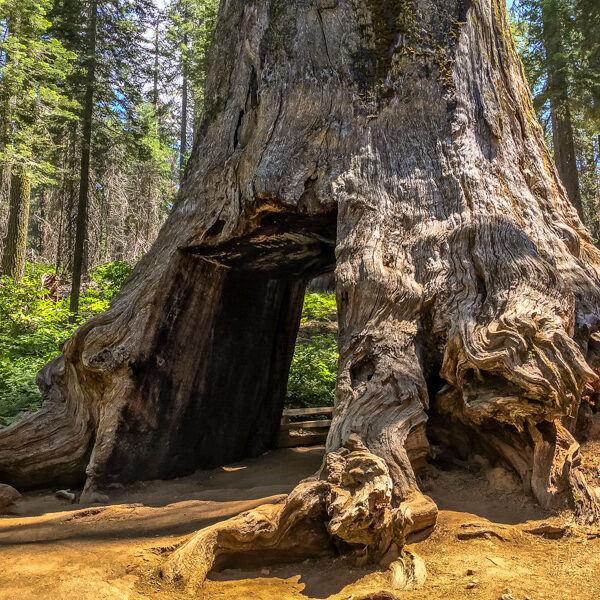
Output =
[{"x1": 2, "y1": 0, "x2": 600, "y2": 587}]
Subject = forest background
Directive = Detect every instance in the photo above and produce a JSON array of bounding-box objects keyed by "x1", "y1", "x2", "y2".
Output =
[{"x1": 0, "y1": 0, "x2": 598, "y2": 424}]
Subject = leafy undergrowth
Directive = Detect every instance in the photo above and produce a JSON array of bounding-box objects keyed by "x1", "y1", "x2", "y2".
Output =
[
  {"x1": 299, "y1": 292, "x2": 337, "y2": 323},
  {"x1": 285, "y1": 292, "x2": 339, "y2": 410},
  {"x1": 0, "y1": 262, "x2": 132, "y2": 426}
]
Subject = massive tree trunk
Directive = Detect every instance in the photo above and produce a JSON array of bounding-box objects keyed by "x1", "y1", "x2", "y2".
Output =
[{"x1": 2, "y1": 0, "x2": 600, "y2": 586}]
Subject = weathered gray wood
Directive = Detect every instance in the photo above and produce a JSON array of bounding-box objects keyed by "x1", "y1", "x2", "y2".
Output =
[
  {"x1": 1, "y1": 0, "x2": 600, "y2": 585},
  {"x1": 281, "y1": 419, "x2": 333, "y2": 430},
  {"x1": 282, "y1": 407, "x2": 334, "y2": 417}
]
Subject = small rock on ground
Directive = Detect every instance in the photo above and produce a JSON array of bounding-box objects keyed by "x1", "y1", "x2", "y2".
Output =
[{"x1": 0, "y1": 484, "x2": 20, "y2": 514}]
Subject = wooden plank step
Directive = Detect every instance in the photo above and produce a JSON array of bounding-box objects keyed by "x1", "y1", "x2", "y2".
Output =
[
  {"x1": 282, "y1": 407, "x2": 333, "y2": 417},
  {"x1": 281, "y1": 419, "x2": 332, "y2": 430},
  {"x1": 281, "y1": 406, "x2": 333, "y2": 423}
]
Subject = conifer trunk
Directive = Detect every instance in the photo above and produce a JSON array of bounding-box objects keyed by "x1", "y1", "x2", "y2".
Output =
[
  {"x1": 179, "y1": 33, "x2": 188, "y2": 176},
  {"x1": 541, "y1": 0, "x2": 584, "y2": 219},
  {"x1": 37, "y1": 188, "x2": 50, "y2": 259},
  {"x1": 70, "y1": 0, "x2": 97, "y2": 314},
  {"x1": 1, "y1": 169, "x2": 32, "y2": 280},
  {"x1": 153, "y1": 16, "x2": 160, "y2": 114},
  {"x1": 0, "y1": 163, "x2": 11, "y2": 259}
]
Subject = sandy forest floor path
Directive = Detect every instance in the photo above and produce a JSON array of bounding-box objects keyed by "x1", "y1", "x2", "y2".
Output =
[{"x1": 1, "y1": 445, "x2": 599, "y2": 599}]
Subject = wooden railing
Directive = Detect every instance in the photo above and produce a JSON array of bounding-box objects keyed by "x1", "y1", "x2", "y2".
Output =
[{"x1": 277, "y1": 406, "x2": 333, "y2": 448}]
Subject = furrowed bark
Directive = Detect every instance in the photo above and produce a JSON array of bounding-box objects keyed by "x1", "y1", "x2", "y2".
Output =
[
  {"x1": 1, "y1": 169, "x2": 31, "y2": 280},
  {"x1": 1, "y1": 0, "x2": 600, "y2": 587}
]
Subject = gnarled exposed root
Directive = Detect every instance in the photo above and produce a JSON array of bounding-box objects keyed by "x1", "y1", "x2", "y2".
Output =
[
  {"x1": 429, "y1": 386, "x2": 600, "y2": 522},
  {"x1": 529, "y1": 420, "x2": 600, "y2": 522},
  {"x1": 162, "y1": 439, "x2": 435, "y2": 594},
  {"x1": 0, "y1": 357, "x2": 93, "y2": 489}
]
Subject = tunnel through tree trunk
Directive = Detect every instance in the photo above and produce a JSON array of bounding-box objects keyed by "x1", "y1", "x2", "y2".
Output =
[
  {"x1": 101, "y1": 212, "x2": 338, "y2": 486},
  {"x1": 0, "y1": 210, "x2": 337, "y2": 491}
]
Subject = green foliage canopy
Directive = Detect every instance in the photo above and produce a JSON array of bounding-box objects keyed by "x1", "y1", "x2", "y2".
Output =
[{"x1": 0, "y1": 0, "x2": 77, "y2": 182}]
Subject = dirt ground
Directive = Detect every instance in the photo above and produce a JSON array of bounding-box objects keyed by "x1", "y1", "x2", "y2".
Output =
[{"x1": 1, "y1": 445, "x2": 599, "y2": 600}]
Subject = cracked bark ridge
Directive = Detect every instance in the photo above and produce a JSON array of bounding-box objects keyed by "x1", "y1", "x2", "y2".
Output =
[{"x1": 0, "y1": 0, "x2": 599, "y2": 577}]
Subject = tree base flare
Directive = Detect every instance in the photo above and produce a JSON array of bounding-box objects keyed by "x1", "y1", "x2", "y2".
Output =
[
  {"x1": 429, "y1": 386, "x2": 600, "y2": 523},
  {"x1": 161, "y1": 441, "x2": 436, "y2": 594}
]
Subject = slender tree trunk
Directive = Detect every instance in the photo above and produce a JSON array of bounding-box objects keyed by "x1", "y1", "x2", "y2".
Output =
[
  {"x1": 179, "y1": 32, "x2": 188, "y2": 177},
  {"x1": 2, "y1": 0, "x2": 600, "y2": 588},
  {"x1": 70, "y1": 0, "x2": 97, "y2": 315},
  {"x1": 550, "y1": 99, "x2": 582, "y2": 215},
  {"x1": 0, "y1": 17, "x2": 14, "y2": 263},
  {"x1": 542, "y1": 0, "x2": 584, "y2": 219},
  {"x1": 66, "y1": 122, "x2": 79, "y2": 272},
  {"x1": 55, "y1": 180, "x2": 65, "y2": 273},
  {"x1": 0, "y1": 162, "x2": 11, "y2": 259},
  {"x1": 37, "y1": 188, "x2": 51, "y2": 259},
  {"x1": 1, "y1": 169, "x2": 31, "y2": 280},
  {"x1": 153, "y1": 15, "x2": 160, "y2": 115},
  {"x1": 179, "y1": 1, "x2": 189, "y2": 178}
]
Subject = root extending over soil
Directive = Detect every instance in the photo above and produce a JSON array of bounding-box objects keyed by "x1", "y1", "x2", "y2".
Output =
[{"x1": 162, "y1": 438, "x2": 435, "y2": 593}]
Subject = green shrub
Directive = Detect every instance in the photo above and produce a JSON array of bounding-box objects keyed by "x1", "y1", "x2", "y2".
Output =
[
  {"x1": 0, "y1": 357, "x2": 46, "y2": 426},
  {"x1": 300, "y1": 292, "x2": 337, "y2": 322},
  {"x1": 0, "y1": 261, "x2": 132, "y2": 426},
  {"x1": 286, "y1": 292, "x2": 339, "y2": 409},
  {"x1": 87, "y1": 261, "x2": 133, "y2": 302},
  {"x1": 286, "y1": 333, "x2": 338, "y2": 408}
]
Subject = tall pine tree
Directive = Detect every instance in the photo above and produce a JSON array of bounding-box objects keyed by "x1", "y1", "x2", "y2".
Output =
[
  {"x1": 0, "y1": 0, "x2": 75, "y2": 279},
  {"x1": 512, "y1": 0, "x2": 600, "y2": 236}
]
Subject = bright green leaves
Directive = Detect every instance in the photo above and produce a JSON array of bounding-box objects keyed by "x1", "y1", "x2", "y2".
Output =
[
  {"x1": 0, "y1": 260, "x2": 132, "y2": 425},
  {"x1": 286, "y1": 333, "x2": 339, "y2": 409},
  {"x1": 287, "y1": 293, "x2": 339, "y2": 409},
  {"x1": 0, "y1": 0, "x2": 77, "y2": 183},
  {"x1": 300, "y1": 292, "x2": 338, "y2": 323}
]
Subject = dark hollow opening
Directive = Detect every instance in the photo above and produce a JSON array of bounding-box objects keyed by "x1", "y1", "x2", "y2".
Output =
[{"x1": 106, "y1": 209, "x2": 338, "y2": 485}]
